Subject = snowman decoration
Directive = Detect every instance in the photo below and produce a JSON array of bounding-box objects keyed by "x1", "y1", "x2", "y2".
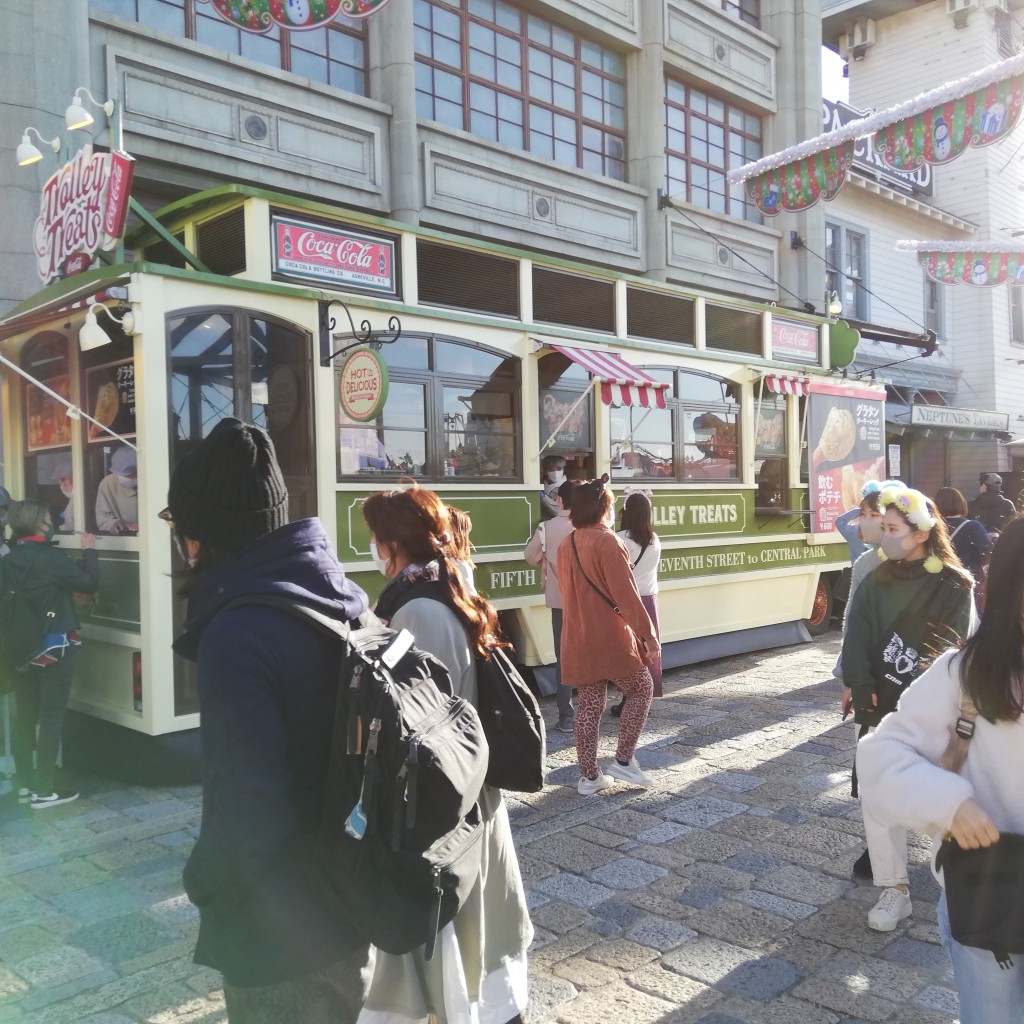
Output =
[
  {"x1": 972, "y1": 259, "x2": 988, "y2": 286},
  {"x1": 933, "y1": 116, "x2": 952, "y2": 161},
  {"x1": 284, "y1": 0, "x2": 310, "y2": 25}
]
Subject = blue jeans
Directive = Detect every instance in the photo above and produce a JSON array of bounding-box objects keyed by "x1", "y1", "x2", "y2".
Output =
[
  {"x1": 551, "y1": 608, "x2": 573, "y2": 720},
  {"x1": 11, "y1": 651, "x2": 77, "y2": 794},
  {"x1": 938, "y1": 890, "x2": 1024, "y2": 1024}
]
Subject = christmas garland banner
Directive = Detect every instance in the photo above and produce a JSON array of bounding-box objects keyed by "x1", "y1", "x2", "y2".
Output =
[
  {"x1": 873, "y1": 74, "x2": 1024, "y2": 172},
  {"x1": 915, "y1": 249, "x2": 1024, "y2": 287},
  {"x1": 202, "y1": 0, "x2": 392, "y2": 32},
  {"x1": 746, "y1": 142, "x2": 855, "y2": 217}
]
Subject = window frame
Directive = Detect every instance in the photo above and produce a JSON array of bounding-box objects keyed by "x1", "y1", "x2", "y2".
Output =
[
  {"x1": 825, "y1": 221, "x2": 869, "y2": 321},
  {"x1": 1009, "y1": 286, "x2": 1024, "y2": 346},
  {"x1": 413, "y1": 0, "x2": 627, "y2": 181},
  {"x1": 337, "y1": 333, "x2": 522, "y2": 482},
  {"x1": 88, "y1": 0, "x2": 368, "y2": 95},
  {"x1": 664, "y1": 76, "x2": 763, "y2": 224},
  {"x1": 610, "y1": 367, "x2": 741, "y2": 483},
  {"x1": 721, "y1": 0, "x2": 760, "y2": 29}
]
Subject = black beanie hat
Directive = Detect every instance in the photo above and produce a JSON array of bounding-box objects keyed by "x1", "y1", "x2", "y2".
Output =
[{"x1": 168, "y1": 418, "x2": 288, "y2": 549}]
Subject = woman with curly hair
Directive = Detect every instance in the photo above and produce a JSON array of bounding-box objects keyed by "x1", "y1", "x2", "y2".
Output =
[
  {"x1": 842, "y1": 485, "x2": 976, "y2": 933},
  {"x1": 359, "y1": 486, "x2": 532, "y2": 1024}
]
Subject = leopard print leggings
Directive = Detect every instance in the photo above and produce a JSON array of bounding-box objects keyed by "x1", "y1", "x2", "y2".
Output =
[{"x1": 575, "y1": 666, "x2": 654, "y2": 780}]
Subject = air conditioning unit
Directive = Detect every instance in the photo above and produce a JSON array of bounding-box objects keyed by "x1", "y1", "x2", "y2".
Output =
[{"x1": 839, "y1": 18, "x2": 877, "y2": 59}]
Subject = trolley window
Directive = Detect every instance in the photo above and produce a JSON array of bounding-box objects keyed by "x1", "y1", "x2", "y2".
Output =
[
  {"x1": 337, "y1": 334, "x2": 520, "y2": 480},
  {"x1": 611, "y1": 368, "x2": 740, "y2": 481}
]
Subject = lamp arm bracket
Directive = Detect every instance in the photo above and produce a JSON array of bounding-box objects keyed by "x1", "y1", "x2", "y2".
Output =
[{"x1": 318, "y1": 299, "x2": 402, "y2": 366}]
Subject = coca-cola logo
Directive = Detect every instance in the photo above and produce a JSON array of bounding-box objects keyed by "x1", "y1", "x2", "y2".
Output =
[
  {"x1": 295, "y1": 232, "x2": 379, "y2": 270},
  {"x1": 63, "y1": 252, "x2": 91, "y2": 276},
  {"x1": 772, "y1": 320, "x2": 818, "y2": 360},
  {"x1": 775, "y1": 326, "x2": 813, "y2": 345},
  {"x1": 274, "y1": 216, "x2": 396, "y2": 293}
]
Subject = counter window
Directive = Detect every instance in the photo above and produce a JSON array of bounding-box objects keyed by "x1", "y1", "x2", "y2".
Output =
[
  {"x1": 338, "y1": 334, "x2": 520, "y2": 480},
  {"x1": 611, "y1": 368, "x2": 740, "y2": 481},
  {"x1": 754, "y1": 397, "x2": 787, "y2": 508}
]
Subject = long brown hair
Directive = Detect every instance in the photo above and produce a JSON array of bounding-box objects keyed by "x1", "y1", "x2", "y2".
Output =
[
  {"x1": 447, "y1": 506, "x2": 475, "y2": 568},
  {"x1": 363, "y1": 486, "x2": 502, "y2": 657},
  {"x1": 619, "y1": 492, "x2": 654, "y2": 547}
]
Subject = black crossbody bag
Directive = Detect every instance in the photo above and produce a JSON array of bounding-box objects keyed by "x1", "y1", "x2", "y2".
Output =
[{"x1": 935, "y1": 691, "x2": 1024, "y2": 969}]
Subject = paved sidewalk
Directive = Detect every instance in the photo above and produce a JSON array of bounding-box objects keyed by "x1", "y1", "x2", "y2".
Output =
[{"x1": 0, "y1": 635, "x2": 961, "y2": 1023}]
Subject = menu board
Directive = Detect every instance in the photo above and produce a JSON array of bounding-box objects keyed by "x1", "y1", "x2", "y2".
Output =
[
  {"x1": 86, "y1": 359, "x2": 136, "y2": 441},
  {"x1": 808, "y1": 385, "x2": 885, "y2": 533},
  {"x1": 539, "y1": 387, "x2": 592, "y2": 450}
]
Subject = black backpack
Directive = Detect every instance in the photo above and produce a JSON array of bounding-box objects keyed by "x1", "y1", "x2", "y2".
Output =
[
  {"x1": 221, "y1": 596, "x2": 489, "y2": 959},
  {"x1": 379, "y1": 578, "x2": 547, "y2": 793}
]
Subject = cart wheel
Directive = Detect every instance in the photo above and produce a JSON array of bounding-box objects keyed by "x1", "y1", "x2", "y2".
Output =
[{"x1": 805, "y1": 577, "x2": 834, "y2": 636}]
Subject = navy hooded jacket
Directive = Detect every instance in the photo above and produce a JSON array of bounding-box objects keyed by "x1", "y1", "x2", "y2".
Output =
[{"x1": 176, "y1": 518, "x2": 369, "y2": 987}]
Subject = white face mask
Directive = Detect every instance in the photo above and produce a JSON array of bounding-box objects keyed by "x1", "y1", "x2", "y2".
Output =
[
  {"x1": 548, "y1": 470, "x2": 565, "y2": 485},
  {"x1": 370, "y1": 540, "x2": 390, "y2": 576},
  {"x1": 59, "y1": 482, "x2": 73, "y2": 499},
  {"x1": 879, "y1": 532, "x2": 917, "y2": 562},
  {"x1": 117, "y1": 474, "x2": 137, "y2": 489},
  {"x1": 859, "y1": 517, "x2": 883, "y2": 546}
]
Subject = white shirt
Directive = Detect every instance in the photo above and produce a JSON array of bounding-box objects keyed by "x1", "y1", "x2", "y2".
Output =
[{"x1": 617, "y1": 530, "x2": 661, "y2": 596}]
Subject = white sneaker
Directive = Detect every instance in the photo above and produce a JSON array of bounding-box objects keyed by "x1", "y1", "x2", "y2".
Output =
[
  {"x1": 605, "y1": 758, "x2": 654, "y2": 787},
  {"x1": 577, "y1": 773, "x2": 615, "y2": 795},
  {"x1": 30, "y1": 790, "x2": 79, "y2": 810},
  {"x1": 17, "y1": 787, "x2": 33, "y2": 805},
  {"x1": 867, "y1": 886, "x2": 912, "y2": 932}
]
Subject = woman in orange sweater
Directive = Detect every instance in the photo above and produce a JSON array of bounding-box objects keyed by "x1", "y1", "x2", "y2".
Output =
[{"x1": 556, "y1": 476, "x2": 660, "y2": 795}]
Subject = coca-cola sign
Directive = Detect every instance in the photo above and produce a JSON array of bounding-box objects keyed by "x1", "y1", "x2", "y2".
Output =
[
  {"x1": 771, "y1": 318, "x2": 819, "y2": 364},
  {"x1": 271, "y1": 214, "x2": 397, "y2": 296},
  {"x1": 32, "y1": 146, "x2": 136, "y2": 285}
]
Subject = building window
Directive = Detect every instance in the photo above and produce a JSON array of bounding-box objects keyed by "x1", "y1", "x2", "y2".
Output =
[
  {"x1": 337, "y1": 334, "x2": 521, "y2": 480},
  {"x1": 89, "y1": 0, "x2": 367, "y2": 95},
  {"x1": 826, "y1": 222, "x2": 868, "y2": 321},
  {"x1": 1011, "y1": 287, "x2": 1024, "y2": 346},
  {"x1": 721, "y1": 0, "x2": 760, "y2": 29},
  {"x1": 611, "y1": 369, "x2": 740, "y2": 482},
  {"x1": 414, "y1": 0, "x2": 626, "y2": 181},
  {"x1": 924, "y1": 276, "x2": 944, "y2": 339},
  {"x1": 665, "y1": 78, "x2": 762, "y2": 223}
]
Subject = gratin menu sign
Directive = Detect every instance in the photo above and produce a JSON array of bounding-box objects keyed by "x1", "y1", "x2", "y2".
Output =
[
  {"x1": 272, "y1": 214, "x2": 397, "y2": 295},
  {"x1": 33, "y1": 145, "x2": 135, "y2": 285}
]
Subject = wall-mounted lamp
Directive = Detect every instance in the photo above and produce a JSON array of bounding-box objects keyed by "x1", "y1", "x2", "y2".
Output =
[
  {"x1": 851, "y1": 44, "x2": 868, "y2": 61},
  {"x1": 827, "y1": 290, "x2": 843, "y2": 316},
  {"x1": 65, "y1": 87, "x2": 115, "y2": 131},
  {"x1": 16, "y1": 126, "x2": 60, "y2": 166},
  {"x1": 80, "y1": 304, "x2": 135, "y2": 351},
  {"x1": 318, "y1": 299, "x2": 402, "y2": 366}
]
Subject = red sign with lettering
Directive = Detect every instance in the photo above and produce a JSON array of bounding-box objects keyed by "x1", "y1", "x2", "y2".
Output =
[
  {"x1": 272, "y1": 214, "x2": 397, "y2": 295},
  {"x1": 32, "y1": 146, "x2": 136, "y2": 285},
  {"x1": 771, "y1": 319, "x2": 819, "y2": 363}
]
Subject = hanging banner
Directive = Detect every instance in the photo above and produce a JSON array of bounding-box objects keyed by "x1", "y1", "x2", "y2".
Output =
[
  {"x1": 896, "y1": 241, "x2": 1024, "y2": 287},
  {"x1": 200, "y1": 0, "x2": 391, "y2": 32},
  {"x1": 874, "y1": 75, "x2": 1024, "y2": 172},
  {"x1": 730, "y1": 52, "x2": 1024, "y2": 217},
  {"x1": 745, "y1": 142, "x2": 855, "y2": 217}
]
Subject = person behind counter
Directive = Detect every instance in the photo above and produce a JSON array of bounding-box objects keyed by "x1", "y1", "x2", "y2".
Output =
[
  {"x1": 540, "y1": 454, "x2": 567, "y2": 521},
  {"x1": 53, "y1": 459, "x2": 75, "y2": 534},
  {"x1": 96, "y1": 446, "x2": 138, "y2": 535}
]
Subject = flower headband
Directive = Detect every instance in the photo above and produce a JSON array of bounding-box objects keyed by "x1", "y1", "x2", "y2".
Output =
[
  {"x1": 623, "y1": 486, "x2": 653, "y2": 500},
  {"x1": 878, "y1": 486, "x2": 937, "y2": 531}
]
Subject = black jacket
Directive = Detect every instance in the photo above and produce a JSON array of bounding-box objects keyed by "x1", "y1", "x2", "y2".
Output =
[
  {"x1": 1, "y1": 539, "x2": 99, "y2": 663},
  {"x1": 969, "y1": 489, "x2": 1016, "y2": 532},
  {"x1": 175, "y1": 518, "x2": 369, "y2": 987}
]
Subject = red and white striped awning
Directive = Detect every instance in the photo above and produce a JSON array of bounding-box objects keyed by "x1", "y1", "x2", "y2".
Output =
[
  {"x1": 764, "y1": 373, "x2": 810, "y2": 397},
  {"x1": 551, "y1": 344, "x2": 669, "y2": 409}
]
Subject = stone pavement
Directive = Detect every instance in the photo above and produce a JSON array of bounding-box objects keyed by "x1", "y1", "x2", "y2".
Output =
[{"x1": 0, "y1": 634, "x2": 962, "y2": 1024}]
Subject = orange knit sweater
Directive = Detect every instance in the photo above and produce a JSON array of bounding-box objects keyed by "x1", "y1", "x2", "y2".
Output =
[{"x1": 555, "y1": 523, "x2": 657, "y2": 687}]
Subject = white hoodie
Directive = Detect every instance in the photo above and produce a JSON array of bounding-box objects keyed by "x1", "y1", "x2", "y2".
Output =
[{"x1": 857, "y1": 648, "x2": 1024, "y2": 881}]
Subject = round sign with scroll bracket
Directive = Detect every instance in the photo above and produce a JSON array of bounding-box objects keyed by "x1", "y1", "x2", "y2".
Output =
[{"x1": 338, "y1": 347, "x2": 389, "y2": 422}]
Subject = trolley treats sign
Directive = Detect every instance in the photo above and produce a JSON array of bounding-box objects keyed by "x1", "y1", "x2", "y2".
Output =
[
  {"x1": 339, "y1": 348, "x2": 388, "y2": 422},
  {"x1": 271, "y1": 214, "x2": 397, "y2": 296},
  {"x1": 33, "y1": 145, "x2": 135, "y2": 285},
  {"x1": 808, "y1": 384, "x2": 885, "y2": 533}
]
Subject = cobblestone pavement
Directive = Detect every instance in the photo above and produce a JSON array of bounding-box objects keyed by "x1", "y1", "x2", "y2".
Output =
[{"x1": 0, "y1": 634, "x2": 962, "y2": 1024}]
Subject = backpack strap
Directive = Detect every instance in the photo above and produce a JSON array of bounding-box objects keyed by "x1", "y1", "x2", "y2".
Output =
[
  {"x1": 938, "y1": 685, "x2": 980, "y2": 774},
  {"x1": 570, "y1": 533, "x2": 620, "y2": 616},
  {"x1": 949, "y1": 520, "x2": 967, "y2": 541},
  {"x1": 630, "y1": 541, "x2": 650, "y2": 571}
]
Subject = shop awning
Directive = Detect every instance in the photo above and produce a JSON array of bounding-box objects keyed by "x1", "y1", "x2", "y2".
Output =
[
  {"x1": 763, "y1": 373, "x2": 810, "y2": 397},
  {"x1": 550, "y1": 344, "x2": 669, "y2": 409}
]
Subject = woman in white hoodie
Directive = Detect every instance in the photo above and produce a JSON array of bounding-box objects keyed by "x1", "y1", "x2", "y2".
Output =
[{"x1": 857, "y1": 517, "x2": 1024, "y2": 1024}]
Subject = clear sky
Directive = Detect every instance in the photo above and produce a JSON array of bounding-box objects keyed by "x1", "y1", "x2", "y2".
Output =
[{"x1": 822, "y1": 46, "x2": 849, "y2": 103}]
